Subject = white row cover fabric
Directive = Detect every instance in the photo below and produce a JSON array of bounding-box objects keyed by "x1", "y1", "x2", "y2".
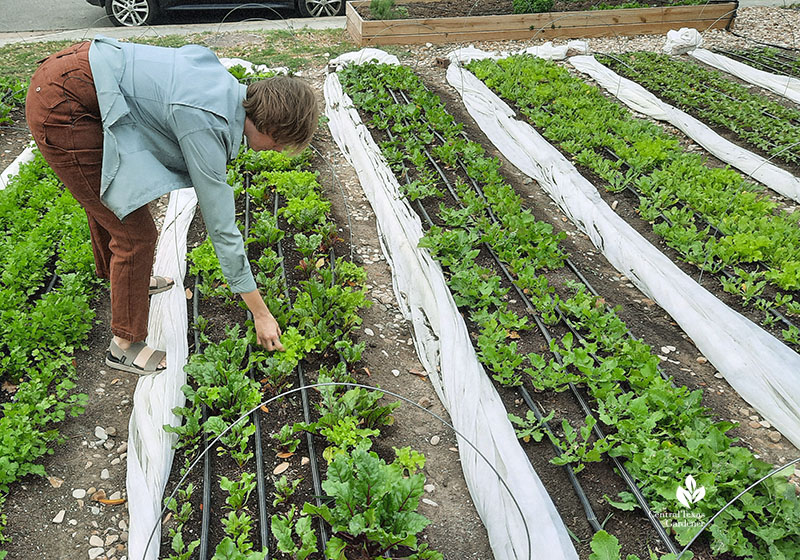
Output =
[
  {"x1": 447, "y1": 40, "x2": 589, "y2": 65},
  {"x1": 445, "y1": 60, "x2": 800, "y2": 450},
  {"x1": 329, "y1": 48, "x2": 400, "y2": 70},
  {"x1": 662, "y1": 28, "x2": 800, "y2": 105},
  {"x1": 0, "y1": 143, "x2": 193, "y2": 560},
  {"x1": 0, "y1": 143, "x2": 35, "y2": 190},
  {"x1": 689, "y1": 48, "x2": 800, "y2": 105},
  {"x1": 569, "y1": 55, "x2": 800, "y2": 204},
  {"x1": 324, "y1": 55, "x2": 578, "y2": 560},
  {"x1": 662, "y1": 27, "x2": 702, "y2": 54},
  {"x1": 127, "y1": 189, "x2": 196, "y2": 560},
  {"x1": 218, "y1": 57, "x2": 290, "y2": 76}
]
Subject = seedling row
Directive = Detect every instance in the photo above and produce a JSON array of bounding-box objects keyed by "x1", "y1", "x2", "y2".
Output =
[
  {"x1": 466, "y1": 53, "x2": 800, "y2": 349},
  {"x1": 597, "y1": 52, "x2": 800, "y2": 166},
  {"x1": 0, "y1": 154, "x2": 98, "y2": 557},
  {"x1": 160, "y1": 147, "x2": 444, "y2": 560},
  {"x1": 336, "y1": 59, "x2": 800, "y2": 560},
  {"x1": 712, "y1": 46, "x2": 800, "y2": 80}
]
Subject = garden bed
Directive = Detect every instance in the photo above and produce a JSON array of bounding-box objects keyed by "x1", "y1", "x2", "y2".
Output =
[
  {"x1": 3, "y1": 14, "x2": 800, "y2": 559},
  {"x1": 346, "y1": 0, "x2": 737, "y2": 45}
]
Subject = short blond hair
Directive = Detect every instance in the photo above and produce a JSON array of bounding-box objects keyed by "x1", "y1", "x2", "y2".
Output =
[{"x1": 242, "y1": 75, "x2": 319, "y2": 153}]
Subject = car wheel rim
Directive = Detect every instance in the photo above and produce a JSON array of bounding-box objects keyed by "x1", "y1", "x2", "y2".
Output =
[
  {"x1": 304, "y1": 0, "x2": 341, "y2": 16},
  {"x1": 110, "y1": 0, "x2": 150, "y2": 25}
]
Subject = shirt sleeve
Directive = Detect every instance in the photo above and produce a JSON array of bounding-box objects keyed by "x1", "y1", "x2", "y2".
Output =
[{"x1": 174, "y1": 112, "x2": 257, "y2": 294}]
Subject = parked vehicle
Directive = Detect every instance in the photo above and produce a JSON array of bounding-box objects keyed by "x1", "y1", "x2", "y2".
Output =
[{"x1": 85, "y1": 0, "x2": 344, "y2": 27}]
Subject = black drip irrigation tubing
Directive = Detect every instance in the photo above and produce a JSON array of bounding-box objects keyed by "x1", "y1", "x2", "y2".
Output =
[
  {"x1": 384, "y1": 86, "x2": 678, "y2": 552},
  {"x1": 440, "y1": 160, "x2": 681, "y2": 555},
  {"x1": 728, "y1": 31, "x2": 800, "y2": 55},
  {"x1": 272, "y1": 190, "x2": 330, "y2": 550},
  {"x1": 244, "y1": 178, "x2": 271, "y2": 556},
  {"x1": 712, "y1": 48, "x2": 798, "y2": 78},
  {"x1": 192, "y1": 278, "x2": 214, "y2": 560},
  {"x1": 691, "y1": 81, "x2": 800, "y2": 129},
  {"x1": 44, "y1": 270, "x2": 59, "y2": 294},
  {"x1": 412, "y1": 197, "x2": 603, "y2": 534}
]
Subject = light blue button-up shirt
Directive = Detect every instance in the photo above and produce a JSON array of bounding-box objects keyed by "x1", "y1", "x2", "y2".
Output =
[{"x1": 89, "y1": 36, "x2": 256, "y2": 294}]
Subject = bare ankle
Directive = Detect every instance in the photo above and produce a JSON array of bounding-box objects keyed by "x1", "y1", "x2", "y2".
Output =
[{"x1": 113, "y1": 336, "x2": 132, "y2": 349}]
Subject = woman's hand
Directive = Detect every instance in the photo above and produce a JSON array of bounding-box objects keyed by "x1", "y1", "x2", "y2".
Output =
[
  {"x1": 254, "y1": 312, "x2": 284, "y2": 351},
  {"x1": 240, "y1": 289, "x2": 285, "y2": 351}
]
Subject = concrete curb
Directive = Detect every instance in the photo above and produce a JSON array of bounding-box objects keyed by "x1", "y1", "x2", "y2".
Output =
[{"x1": 0, "y1": 15, "x2": 345, "y2": 47}]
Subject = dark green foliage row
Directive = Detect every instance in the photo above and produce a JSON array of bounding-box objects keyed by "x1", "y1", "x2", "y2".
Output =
[
  {"x1": 599, "y1": 52, "x2": 800, "y2": 166},
  {"x1": 171, "y1": 148, "x2": 439, "y2": 560},
  {"x1": 0, "y1": 152, "x2": 97, "y2": 558},
  {"x1": 468, "y1": 54, "x2": 800, "y2": 346},
  {"x1": 340, "y1": 60, "x2": 800, "y2": 559}
]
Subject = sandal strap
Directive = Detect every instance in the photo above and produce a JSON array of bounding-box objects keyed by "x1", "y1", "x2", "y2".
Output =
[
  {"x1": 109, "y1": 340, "x2": 165, "y2": 371},
  {"x1": 143, "y1": 348, "x2": 167, "y2": 371}
]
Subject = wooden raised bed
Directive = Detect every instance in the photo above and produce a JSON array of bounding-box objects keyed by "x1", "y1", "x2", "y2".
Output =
[{"x1": 346, "y1": 0, "x2": 737, "y2": 45}]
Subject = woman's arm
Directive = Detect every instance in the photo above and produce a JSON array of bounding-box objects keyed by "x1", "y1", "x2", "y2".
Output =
[{"x1": 240, "y1": 289, "x2": 285, "y2": 351}]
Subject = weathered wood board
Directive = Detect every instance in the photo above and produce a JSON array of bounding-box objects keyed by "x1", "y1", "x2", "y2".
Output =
[{"x1": 346, "y1": 1, "x2": 737, "y2": 45}]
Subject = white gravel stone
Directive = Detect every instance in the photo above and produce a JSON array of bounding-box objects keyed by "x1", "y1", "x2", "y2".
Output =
[
  {"x1": 423, "y1": 484, "x2": 435, "y2": 493},
  {"x1": 109, "y1": 491, "x2": 122, "y2": 500},
  {"x1": 89, "y1": 535, "x2": 104, "y2": 547},
  {"x1": 72, "y1": 489, "x2": 86, "y2": 499},
  {"x1": 760, "y1": 420, "x2": 772, "y2": 429},
  {"x1": 95, "y1": 427, "x2": 107, "y2": 441},
  {"x1": 106, "y1": 534, "x2": 119, "y2": 546},
  {"x1": 52, "y1": 510, "x2": 65, "y2": 523},
  {"x1": 88, "y1": 547, "x2": 104, "y2": 560},
  {"x1": 100, "y1": 469, "x2": 110, "y2": 480},
  {"x1": 391, "y1": 369, "x2": 400, "y2": 377},
  {"x1": 430, "y1": 435, "x2": 440, "y2": 445},
  {"x1": 90, "y1": 506, "x2": 100, "y2": 515},
  {"x1": 421, "y1": 498, "x2": 438, "y2": 507},
  {"x1": 364, "y1": 327, "x2": 374, "y2": 336}
]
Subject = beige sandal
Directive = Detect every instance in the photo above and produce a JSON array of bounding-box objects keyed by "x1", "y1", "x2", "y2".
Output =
[
  {"x1": 149, "y1": 276, "x2": 174, "y2": 296},
  {"x1": 106, "y1": 340, "x2": 166, "y2": 376}
]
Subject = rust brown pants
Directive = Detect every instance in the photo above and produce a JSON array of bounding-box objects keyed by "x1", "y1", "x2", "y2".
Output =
[{"x1": 26, "y1": 42, "x2": 156, "y2": 341}]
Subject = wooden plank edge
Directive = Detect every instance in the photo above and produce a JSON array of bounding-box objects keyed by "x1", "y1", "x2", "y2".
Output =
[
  {"x1": 355, "y1": 3, "x2": 737, "y2": 32},
  {"x1": 358, "y1": 17, "x2": 733, "y2": 44}
]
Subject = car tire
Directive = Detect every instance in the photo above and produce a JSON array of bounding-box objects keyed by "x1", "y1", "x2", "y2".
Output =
[
  {"x1": 105, "y1": 0, "x2": 159, "y2": 26},
  {"x1": 296, "y1": 0, "x2": 345, "y2": 17}
]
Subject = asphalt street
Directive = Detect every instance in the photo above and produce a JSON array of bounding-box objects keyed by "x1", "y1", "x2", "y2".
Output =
[{"x1": 0, "y1": 0, "x2": 298, "y2": 34}]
